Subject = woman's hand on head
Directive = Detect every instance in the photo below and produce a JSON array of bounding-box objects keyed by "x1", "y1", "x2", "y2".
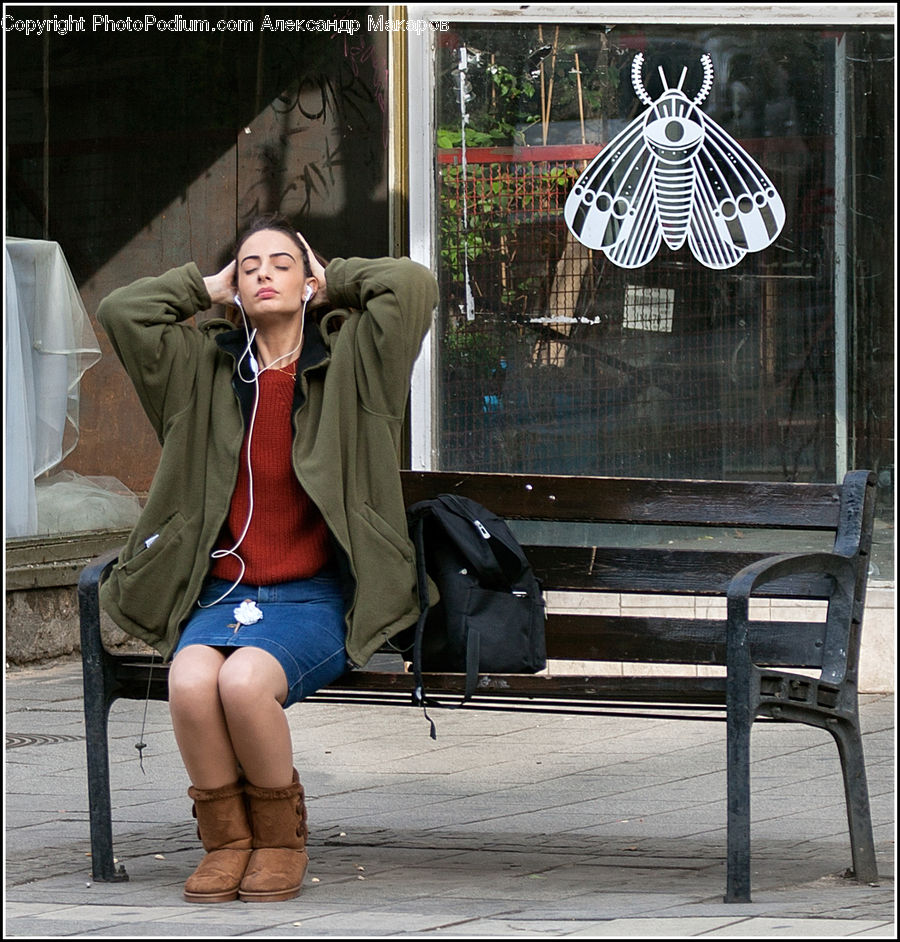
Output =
[
  {"x1": 203, "y1": 260, "x2": 238, "y2": 308},
  {"x1": 296, "y1": 232, "x2": 328, "y2": 306}
]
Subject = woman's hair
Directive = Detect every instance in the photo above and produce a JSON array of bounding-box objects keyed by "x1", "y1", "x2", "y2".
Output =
[{"x1": 233, "y1": 212, "x2": 313, "y2": 275}]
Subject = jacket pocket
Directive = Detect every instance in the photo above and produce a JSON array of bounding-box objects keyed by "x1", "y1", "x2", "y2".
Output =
[
  {"x1": 113, "y1": 511, "x2": 189, "y2": 626},
  {"x1": 359, "y1": 501, "x2": 411, "y2": 553},
  {"x1": 351, "y1": 503, "x2": 417, "y2": 630}
]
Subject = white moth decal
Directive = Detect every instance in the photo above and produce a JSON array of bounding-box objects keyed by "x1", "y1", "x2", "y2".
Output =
[{"x1": 564, "y1": 53, "x2": 785, "y2": 270}]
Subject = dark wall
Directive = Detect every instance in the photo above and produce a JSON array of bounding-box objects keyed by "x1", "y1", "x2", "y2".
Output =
[{"x1": 6, "y1": 5, "x2": 391, "y2": 493}]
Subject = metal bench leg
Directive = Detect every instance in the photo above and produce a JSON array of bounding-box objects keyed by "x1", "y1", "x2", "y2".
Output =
[
  {"x1": 725, "y1": 595, "x2": 756, "y2": 904},
  {"x1": 829, "y1": 715, "x2": 878, "y2": 884},
  {"x1": 725, "y1": 702, "x2": 753, "y2": 903},
  {"x1": 83, "y1": 683, "x2": 128, "y2": 881},
  {"x1": 79, "y1": 552, "x2": 129, "y2": 882}
]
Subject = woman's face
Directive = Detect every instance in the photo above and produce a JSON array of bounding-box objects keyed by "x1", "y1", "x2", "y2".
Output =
[{"x1": 235, "y1": 229, "x2": 312, "y2": 324}]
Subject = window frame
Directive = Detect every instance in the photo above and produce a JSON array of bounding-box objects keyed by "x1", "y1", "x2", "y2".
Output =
[{"x1": 403, "y1": 2, "x2": 895, "y2": 475}]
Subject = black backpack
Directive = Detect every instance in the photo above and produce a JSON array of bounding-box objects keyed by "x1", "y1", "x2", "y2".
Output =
[{"x1": 403, "y1": 494, "x2": 546, "y2": 737}]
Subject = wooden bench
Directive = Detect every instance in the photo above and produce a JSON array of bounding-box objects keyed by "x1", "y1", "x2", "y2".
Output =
[{"x1": 79, "y1": 468, "x2": 879, "y2": 903}]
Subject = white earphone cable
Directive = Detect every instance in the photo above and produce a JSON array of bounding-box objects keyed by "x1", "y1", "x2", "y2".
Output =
[
  {"x1": 257, "y1": 292, "x2": 309, "y2": 375},
  {"x1": 198, "y1": 290, "x2": 309, "y2": 608}
]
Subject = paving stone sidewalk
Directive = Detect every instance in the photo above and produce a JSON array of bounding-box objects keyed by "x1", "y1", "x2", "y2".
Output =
[{"x1": 4, "y1": 658, "x2": 895, "y2": 937}]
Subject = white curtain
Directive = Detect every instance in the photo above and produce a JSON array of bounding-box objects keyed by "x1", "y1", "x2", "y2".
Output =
[{"x1": 5, "y1": 238, "x2": 102, "y2": 537}]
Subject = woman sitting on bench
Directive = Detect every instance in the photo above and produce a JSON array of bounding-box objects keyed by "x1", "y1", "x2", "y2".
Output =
[{"x1": 96, "y1": 214, "x2": 437, "y2": 903}]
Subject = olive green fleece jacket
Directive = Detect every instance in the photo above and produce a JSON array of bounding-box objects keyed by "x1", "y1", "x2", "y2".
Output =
[{"x1": 96, "y1": 256, "x2": 437, "y2": 666}]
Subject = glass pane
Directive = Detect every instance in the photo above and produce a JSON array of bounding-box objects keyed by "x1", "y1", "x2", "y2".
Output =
[{"x1": 432, "y1": 24, "x2": 893, "y2": 492}]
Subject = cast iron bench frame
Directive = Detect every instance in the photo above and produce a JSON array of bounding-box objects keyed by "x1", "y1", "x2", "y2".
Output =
[{"x1": 79, "y1": 468, "x2": 879, "y2": 903}]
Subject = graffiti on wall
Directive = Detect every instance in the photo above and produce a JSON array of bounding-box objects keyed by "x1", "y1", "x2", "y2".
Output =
[
  {"x1": 564, "y1": 54, "x2": 785, "y2": 269},
  {"x1": 239, "y1": 32, "x2": 386, "y2": 233}
]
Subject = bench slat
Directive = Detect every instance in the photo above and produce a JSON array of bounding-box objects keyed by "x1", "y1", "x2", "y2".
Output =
[
  {"x1": 402, "y1": 471, "x2": 843, "y2": 530},
  {"x1": 525, "y1": 545, "x2": 837, "y2": 597},
  {"x1": 105, "y1": 609, "x2": 829, "y2": 698},
  {"x1": 544, "y1": 614, "x2": 826, "y2": 667},
  {"x1": 322, "y1": 669, "x2": 729, "y2": 703}
]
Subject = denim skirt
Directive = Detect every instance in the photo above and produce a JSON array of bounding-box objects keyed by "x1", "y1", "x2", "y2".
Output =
[{"x1": 174, "y1": 570, "x2": 350, "y2": 709}]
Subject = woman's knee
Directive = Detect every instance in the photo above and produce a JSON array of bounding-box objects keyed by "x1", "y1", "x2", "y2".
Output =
[
  {"x1": 217, "y1": 649, "x2": 288, "y2": 711},
  {"x1": 168, "y1": 645, "x2": 225, "y2": 711}
]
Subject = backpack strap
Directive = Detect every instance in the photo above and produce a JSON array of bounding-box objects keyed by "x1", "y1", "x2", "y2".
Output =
[
  {"x1": 465, "y1": 629, "x2": 480, "y2": 702},
  {"x1": 435, "y1": 495, "x2": 507, "y2": 587},
  {"x1": 409, "y1": 514, "x2": 437, "y2": 739},
  {"x1": 409, "y1": 508, "x2": 482, "y2": 737},
  {"x1": 435, "y1": 494, "x2": 527, "y2": 590}
]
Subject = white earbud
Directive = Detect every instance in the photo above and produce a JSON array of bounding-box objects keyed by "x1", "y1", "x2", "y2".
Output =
[
  {"x1": 304, "y1": 285, "x2": 313, "y2": 301},
  {"x1": 233, "y1": 294, "x2": 243, "y2": 308}
]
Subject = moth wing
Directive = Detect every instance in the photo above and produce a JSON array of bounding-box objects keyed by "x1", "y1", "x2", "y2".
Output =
[
  {"x1": 688, "y1": 116, "x2": 786, "y2": 268},
  {"x1": 564, "y1": 116, "x2": 662, "y2": 267},
  {"x1": 603, "y1": 158, "x2": 662, "y2": 269},
  {"x1": 688, "y1": 156, "x2": 747, "y2": 269}
]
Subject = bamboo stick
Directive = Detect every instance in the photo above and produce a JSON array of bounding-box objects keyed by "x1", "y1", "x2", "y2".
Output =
[
  {"x1": 543, "y1": 26, "x2": 560, "y2": 145},
  {"x1": 575, "y1": 52, "x2": 586, "y2": 146}
]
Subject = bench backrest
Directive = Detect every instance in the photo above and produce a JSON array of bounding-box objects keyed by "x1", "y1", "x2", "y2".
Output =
[{"x1": 399, "y1": 470, "x2": 877, "y2": 676}]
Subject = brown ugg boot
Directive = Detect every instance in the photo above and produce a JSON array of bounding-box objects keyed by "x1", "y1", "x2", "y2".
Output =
[
  {"x1": 238, "y1": 769, "x2": 309, "y2": 903},
  {"x1": 183, "y1": 780, "x2": 253, "y2": 903}
]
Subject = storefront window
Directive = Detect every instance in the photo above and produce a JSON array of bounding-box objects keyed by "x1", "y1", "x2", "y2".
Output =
[{"x1": 426, "y1": 19, "x2": 893, "y2": 499}]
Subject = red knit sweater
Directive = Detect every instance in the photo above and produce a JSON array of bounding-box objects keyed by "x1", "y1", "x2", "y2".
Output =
[{"x1": 211, "y1": 367, "x2": 332, "y2": 584}]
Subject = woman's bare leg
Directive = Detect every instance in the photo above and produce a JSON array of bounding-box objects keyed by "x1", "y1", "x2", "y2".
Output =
[
  {"x1": 169, "y1": 644, "x2": 294, "y2": 789},
  {"x1": 168, "y1": 645, "x2": 240, "y2": 789},
  {"x1": 217, "y1": 647, "x2": 294, "y2": 787}
]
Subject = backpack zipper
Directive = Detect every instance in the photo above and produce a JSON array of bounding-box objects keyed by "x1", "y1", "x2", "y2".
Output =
[{"x1": 472, "y1": 519, "x2": 490, "y2": 539}]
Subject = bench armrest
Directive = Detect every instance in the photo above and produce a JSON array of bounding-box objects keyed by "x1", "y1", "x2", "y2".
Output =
[
  {"x1": 727, "y1": 551, "x2": 857, "y2": 685},
  {"x1": 78, "y1": 548, "x2": 123, "y2": 661},
  {"x1": 77, "y1": 548, "x2": 121, "y2": 593}
]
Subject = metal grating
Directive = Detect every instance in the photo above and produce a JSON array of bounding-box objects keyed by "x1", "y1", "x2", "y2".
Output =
[{"x1": 435, "y1": 144, "x2": 836, "y2": 481}]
